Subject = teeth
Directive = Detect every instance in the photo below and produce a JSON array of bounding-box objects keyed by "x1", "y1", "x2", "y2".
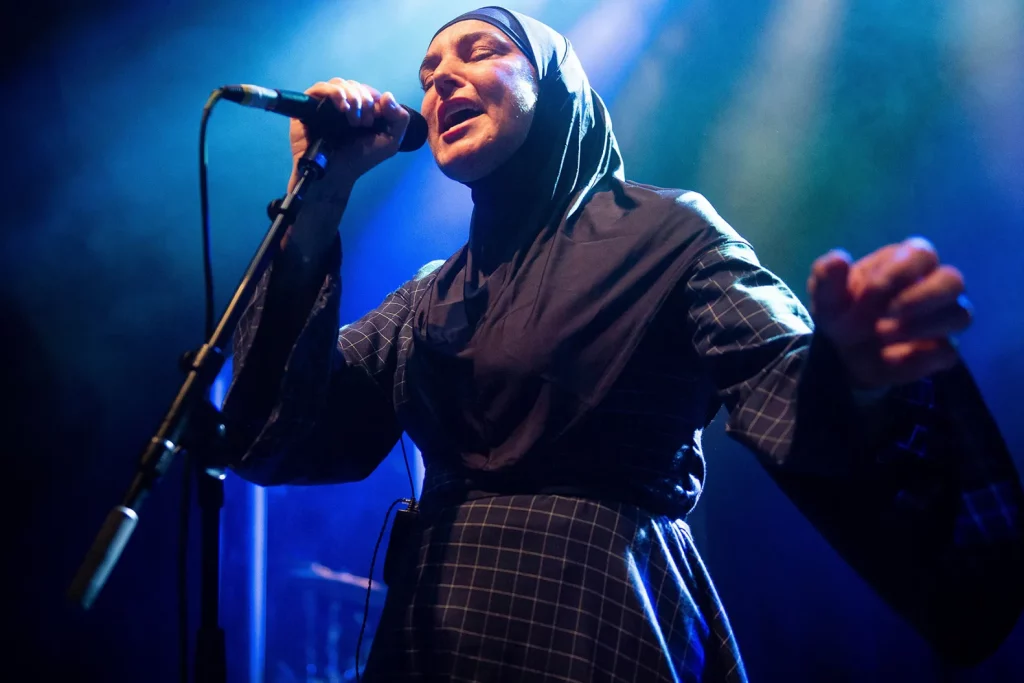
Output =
[{"x1": 444, "y1": 103, "x2": 480, "y2": 129}]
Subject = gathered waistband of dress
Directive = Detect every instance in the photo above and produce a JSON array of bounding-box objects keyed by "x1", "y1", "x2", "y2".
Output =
[{"x1": 418, "y1": 479, "x2": 685, "y2": 521}]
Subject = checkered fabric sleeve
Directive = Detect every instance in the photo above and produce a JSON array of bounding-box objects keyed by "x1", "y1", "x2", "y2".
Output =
[
  {"x1": 682, "y1": 239, "x2": 823, "y2": 468},
  {"x1": 223, "y1": 238, "x2": 407, "y2": 486},
  {"x1": 684, "y1": 238, "x2": 1024, "y2": 665}
]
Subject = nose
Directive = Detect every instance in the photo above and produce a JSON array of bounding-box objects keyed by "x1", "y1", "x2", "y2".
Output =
[{"x1": 432, "y1": 62, "x2": 462, "y2": 99}]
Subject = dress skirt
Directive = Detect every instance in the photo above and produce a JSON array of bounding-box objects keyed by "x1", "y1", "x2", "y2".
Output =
[{"x1": 363, "y1": 494, "x2": 747, "y2": 682}]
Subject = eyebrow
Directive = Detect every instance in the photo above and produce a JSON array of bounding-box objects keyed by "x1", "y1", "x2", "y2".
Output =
[{"x1": 418, "y1": 30, "x2": 509, "y2": 81}]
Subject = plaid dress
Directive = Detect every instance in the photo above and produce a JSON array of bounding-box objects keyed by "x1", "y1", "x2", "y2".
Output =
[{"x1": 224, "y1": 194, "x2": 1024, "y2": 680}]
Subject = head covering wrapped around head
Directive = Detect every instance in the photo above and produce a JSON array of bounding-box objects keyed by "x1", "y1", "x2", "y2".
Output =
[{"x1": 430, "y1": 6, "x2": 623, "y2": 258}]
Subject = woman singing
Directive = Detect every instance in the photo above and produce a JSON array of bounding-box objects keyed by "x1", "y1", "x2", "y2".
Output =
[{"x1": 223, "y1": 7, "x2": 1024, "y2": 681}]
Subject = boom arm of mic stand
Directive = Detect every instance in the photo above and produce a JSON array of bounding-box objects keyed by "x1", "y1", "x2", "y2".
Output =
[{"x1": 68, "y1": 139, "x2": 331, "y2": 610}]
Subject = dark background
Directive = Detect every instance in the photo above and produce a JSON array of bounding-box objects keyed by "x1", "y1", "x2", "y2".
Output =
[{"x1": 3, "y1": 0, "x2": 1022, "y2": 681}]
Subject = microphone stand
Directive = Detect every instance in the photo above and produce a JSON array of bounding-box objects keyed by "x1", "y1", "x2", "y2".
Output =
[{"x1": 68, "y1": 137, "x2": 335, "y2": 683}]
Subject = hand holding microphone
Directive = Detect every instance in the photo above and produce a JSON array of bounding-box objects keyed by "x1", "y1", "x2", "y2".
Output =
[
  {"x1": 222, "y1": 78, "x2": 425, "y2": 260},
  {"x1": 288, "y1": 80, "x2": 416, "y2": 192},
  {"x1": 222, "y1": 79, "x2": 426, "y2": 193}
]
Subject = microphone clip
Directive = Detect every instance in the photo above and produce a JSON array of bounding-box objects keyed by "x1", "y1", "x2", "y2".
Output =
[
  {"x1": 266, "y1": 197, "x2": 302, "y2": 225},
  {"x1": 383, "y1": 499, "x2": 420, "y2": 587}
]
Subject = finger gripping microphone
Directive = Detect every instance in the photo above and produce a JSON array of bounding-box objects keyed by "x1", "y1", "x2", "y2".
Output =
[{"x1": 221, "y1": 84, "x2": 427, "y2": 152}]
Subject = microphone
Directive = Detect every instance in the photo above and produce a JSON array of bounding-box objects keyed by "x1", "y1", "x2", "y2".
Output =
[{"x1": 221, "y1": 84, "x2": 427, "y2": 152}]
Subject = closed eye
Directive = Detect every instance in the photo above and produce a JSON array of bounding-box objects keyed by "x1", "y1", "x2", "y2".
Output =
[{"x1": 419, "y1": 31, "x2": 510, "y2": 92}]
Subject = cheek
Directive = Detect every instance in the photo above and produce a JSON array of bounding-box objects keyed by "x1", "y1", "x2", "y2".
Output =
[
  {"x1": 484, "y1": 67, "x2": 536, "y2": 134},
  {"x1": 421, "y1": 94, "x2": 438, "y2": 135},
  {"x1": 508, "y1": 77, "x2": 537, "y2": 118}
]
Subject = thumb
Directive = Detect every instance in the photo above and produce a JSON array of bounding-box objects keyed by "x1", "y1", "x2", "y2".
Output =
[
  {"x1": 808, "y1": 249, "x2": 853, "y2": 320},
  {"x1": 378, "y1": 92, "x2": 410, "y2": 146}
]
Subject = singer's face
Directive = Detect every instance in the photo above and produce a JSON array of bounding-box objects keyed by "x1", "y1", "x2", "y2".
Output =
[{"x1": 420, "y1": 20, "x2": 538, "y2": 183}]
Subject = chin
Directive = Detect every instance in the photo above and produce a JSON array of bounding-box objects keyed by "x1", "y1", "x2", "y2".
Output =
[{"x1": 435, "y1": 146, "x2": 497, "y2": 184}]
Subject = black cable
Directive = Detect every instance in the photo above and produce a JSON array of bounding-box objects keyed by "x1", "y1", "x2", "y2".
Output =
[
  {"x1": 177, "y1": 452, "x2": 191, "y2": 683},
  {"x1": 178, "y1": 87, "x2": 223, "y2": 683},
  {"x1": 200, "y1": 90, "x2": 220, "y2": 340},
  {"x1": 355, "y1": 497, "x2": 409, "y2": 683},
  {"x1": 399, "y1": 434, "x2": 416, "y2": 500}
]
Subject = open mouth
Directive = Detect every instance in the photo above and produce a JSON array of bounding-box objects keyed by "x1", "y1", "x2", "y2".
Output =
[{"x1": 440, "y1": 104, "x2": 484, "y2": 135}]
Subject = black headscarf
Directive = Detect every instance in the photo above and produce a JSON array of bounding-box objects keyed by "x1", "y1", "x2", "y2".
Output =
[
  {"x1": 404, "y1": 7, "x2": 727, "y2": 483},
  {"x1": 432, "y1": 7, "x2": 622, "y2": 226},
  {"x1": 430, "y1": 7, "x2": 623, "y2": 293}
]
